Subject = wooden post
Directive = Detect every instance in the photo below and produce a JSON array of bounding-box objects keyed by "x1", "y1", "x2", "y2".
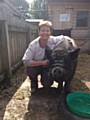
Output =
[
  {"x1": 0, "y1": 21, "x2": 11, "y2": 75},
  {"x1": 4, "y1": 21, "x2": 12, "y2": 75}
]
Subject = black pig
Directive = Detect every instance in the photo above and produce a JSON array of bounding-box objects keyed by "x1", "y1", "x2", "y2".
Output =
[{"x1": 41, "y1": 36, "x2": 80, "y2": 93}]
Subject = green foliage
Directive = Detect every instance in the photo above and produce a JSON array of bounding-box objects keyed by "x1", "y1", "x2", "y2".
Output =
[{"x1": 29, "y1": 0, "x2": 48, "y2": 19}]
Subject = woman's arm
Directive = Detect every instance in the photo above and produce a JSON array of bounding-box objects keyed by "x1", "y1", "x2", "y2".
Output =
[{"x1": 23, "y1": 59, "x2": 49, "y2": 67}]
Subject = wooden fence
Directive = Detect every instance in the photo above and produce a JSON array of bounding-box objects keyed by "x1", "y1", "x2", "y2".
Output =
[
  {"x1": 0, "y1": 21, "x2": 35, "y2": 80},
  {"x1": 0, "y1": 0, "x2": 39, "y2": 83}
]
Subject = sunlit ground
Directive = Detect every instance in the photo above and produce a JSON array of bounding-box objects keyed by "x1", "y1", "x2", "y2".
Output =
[
  {"x1": 4, "y1": 77, "x2": 30, "y2": 120},
  {"x1": 83, "y1": 81, "x2": 90, "y2": 89}
]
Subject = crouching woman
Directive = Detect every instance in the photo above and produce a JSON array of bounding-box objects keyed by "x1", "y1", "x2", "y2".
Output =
[{"x1": 22, "y1": 20, "x2": 78, "y2": 93}]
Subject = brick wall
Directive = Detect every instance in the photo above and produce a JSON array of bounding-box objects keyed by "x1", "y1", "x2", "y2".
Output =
[{"x1": 47, "y1": 1, "x2": 90, "y2": 39}]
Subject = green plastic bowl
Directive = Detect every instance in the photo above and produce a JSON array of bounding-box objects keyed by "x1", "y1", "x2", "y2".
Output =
[{"x1": 66, "y1": 92, "x2": 90, "y2": 118}]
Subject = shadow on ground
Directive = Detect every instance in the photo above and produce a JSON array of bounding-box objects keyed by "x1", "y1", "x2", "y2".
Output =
[
  {"x1": 24, "y1": 85, "x2": 90, "y2": 120},
  {"x1": 24, "y1": 87, "x2": 61, "y2": 120}
]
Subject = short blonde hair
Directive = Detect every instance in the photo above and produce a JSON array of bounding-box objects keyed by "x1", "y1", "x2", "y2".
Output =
[{"x1": 38, "y1": 20, "x2": 52, "y2": 29}]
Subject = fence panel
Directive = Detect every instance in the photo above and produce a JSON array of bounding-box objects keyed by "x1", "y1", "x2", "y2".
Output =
[{"x1": 8, "y1": 30, "x2": 27, "y2": 67}]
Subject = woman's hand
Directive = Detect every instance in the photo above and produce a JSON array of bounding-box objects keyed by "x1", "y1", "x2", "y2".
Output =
[{"x1": 42, "y1": 60, "x2": 49, "y2": 66}]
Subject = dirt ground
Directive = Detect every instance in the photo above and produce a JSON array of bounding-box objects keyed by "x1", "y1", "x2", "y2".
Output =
[{"x1": 0, "y1": 53, "x2": 90, "y2": 120}]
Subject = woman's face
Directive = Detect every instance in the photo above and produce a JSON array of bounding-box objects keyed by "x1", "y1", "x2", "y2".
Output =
[{"x1": 39, "y1": 25, "x2": 51, "y2": 40}]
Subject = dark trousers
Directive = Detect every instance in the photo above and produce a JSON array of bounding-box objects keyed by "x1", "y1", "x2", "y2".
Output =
[{"x1": 27, "y1": 66, "x2": 53, "y2": 89}]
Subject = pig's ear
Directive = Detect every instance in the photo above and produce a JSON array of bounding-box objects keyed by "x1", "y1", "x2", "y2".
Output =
[{"x1": 69, "y1": 48, "x2": 80, "y2": 60}]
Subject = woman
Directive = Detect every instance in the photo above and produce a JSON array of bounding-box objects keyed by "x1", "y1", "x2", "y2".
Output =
[{"x1": 22, "y1": 20, "x2": 77, "y2": 93}]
